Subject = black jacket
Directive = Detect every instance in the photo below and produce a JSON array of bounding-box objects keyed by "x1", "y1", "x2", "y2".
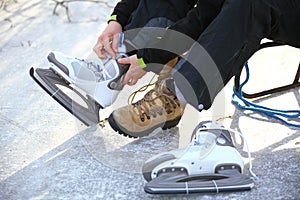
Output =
[
  {"x1": 111, "y1": 0, "x2": 196, "y2": 29},
  {"x1": 111, "y1": 0, "x2": 224, "y2": 73},
  {"x1": 137, "y1": 0, "x2": 225, "y2": 73}
]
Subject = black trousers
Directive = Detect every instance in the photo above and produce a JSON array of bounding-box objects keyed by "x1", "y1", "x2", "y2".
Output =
[{"x1": 173, "y1": 0, "x2": 300, "y2": 110}]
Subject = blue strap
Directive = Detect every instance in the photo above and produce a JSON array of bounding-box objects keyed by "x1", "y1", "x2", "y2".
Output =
[{"x1": 232, "y1": 62, "x2": 300, "y2": 128}]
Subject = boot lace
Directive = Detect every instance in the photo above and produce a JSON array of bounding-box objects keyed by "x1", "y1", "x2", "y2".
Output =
[{"x1": 128, "y1": 76, "x2": 180, "y2": 122}]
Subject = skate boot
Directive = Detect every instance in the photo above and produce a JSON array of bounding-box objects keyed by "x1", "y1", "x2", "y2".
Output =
[
  {"x1": 108, "y1": 58, "x2": 186, "y2": 138},
  {"x1": 47, "y1": 37, "x2": 128, "y2": 108}
]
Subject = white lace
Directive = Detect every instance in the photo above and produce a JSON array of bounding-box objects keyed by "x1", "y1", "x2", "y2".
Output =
[
  {"x1": 221, "y1": 127, "x2": 258, "y2": 179},
  {"x1": 196, "y1": 127, "x2": 258, "y2": 179},
  {"x1": 75, "y1": 58, "x2": 112, "y2": 82}
]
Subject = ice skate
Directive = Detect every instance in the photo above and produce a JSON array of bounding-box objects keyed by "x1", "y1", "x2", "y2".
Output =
[
  {"x1": 29, "y1": 34, "x2": 130, "y2": 126},
  {"x1": 142, "y1": 121, "x2": 255, "y2": 194},
  {"x1": 47, "y1": 50, "x2": 128, "y2": 107}
]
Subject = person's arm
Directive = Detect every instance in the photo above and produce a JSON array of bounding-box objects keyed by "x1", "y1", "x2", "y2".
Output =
[
  {"x1": 94, "y1": 0, "x2": 140, "y2": 59},
  {"x1": 108, "y1": 0, "x2": 140, "y2": 30},
  {"x1": 136, "y1": 0, "x2": 224, "y2": 74}
]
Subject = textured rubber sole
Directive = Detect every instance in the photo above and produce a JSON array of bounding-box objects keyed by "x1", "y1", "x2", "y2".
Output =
[{"x1": 108, "y1": 113, "x2": 182, "y2": 138}]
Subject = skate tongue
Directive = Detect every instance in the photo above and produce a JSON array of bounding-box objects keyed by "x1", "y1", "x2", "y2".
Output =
[
  {"x1": 118, "y1": 33, "x2": 127, "y2": 53},
  {"x1": 192, "y1": 130, "x2": 216, "y2": 146}
]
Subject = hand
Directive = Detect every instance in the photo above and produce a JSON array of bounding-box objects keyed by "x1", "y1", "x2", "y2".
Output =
[
  {"x1": 93, "y1": 21, "x2": 122, "y2": 59},
  {"x1": 118, "y1": 55, "x2": 147, "y2": 86}
]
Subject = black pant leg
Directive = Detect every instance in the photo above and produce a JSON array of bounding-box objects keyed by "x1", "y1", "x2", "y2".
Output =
[
  {"x1": 173, "y1": 0, "x2": 300, "y2": 110},
  {"x1": 268, "y1": 0, "x2": 300, "y2": 48}
]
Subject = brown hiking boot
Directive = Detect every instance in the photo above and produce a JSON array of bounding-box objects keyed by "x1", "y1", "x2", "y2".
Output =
[{"x1": 108, "y1": 58, "x2": 185, "y2": 138}]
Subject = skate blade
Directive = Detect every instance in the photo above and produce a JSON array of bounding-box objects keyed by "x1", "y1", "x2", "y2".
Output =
[
  {"x1": 29, "y1": 67, "x2": 102, "y2": 126},
  {"x1": 144, "y1": 170, "x2": 254, "y2": 194}
]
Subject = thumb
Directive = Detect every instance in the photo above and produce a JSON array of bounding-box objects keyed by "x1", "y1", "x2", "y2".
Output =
[
  {"x1": 118, "y1": 57, "x2": 130, "y2": 64},
  {"x1": 122, "y1": 72, "x2": 130, "y2": 85}
]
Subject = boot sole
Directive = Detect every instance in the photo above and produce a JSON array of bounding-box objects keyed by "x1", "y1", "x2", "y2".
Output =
[{"x1": 108, "y1": 113, "x2": 182, "y2": 138}]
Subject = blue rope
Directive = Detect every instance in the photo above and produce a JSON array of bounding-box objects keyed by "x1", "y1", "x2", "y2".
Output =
[{"x1": 232, "y1": 62, "x2": 300, "y2": 128}]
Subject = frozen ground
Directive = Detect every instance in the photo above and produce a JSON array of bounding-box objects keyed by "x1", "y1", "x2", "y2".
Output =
[{"x1": 0, "y1": 0, "x2": 299, "y2": 199}]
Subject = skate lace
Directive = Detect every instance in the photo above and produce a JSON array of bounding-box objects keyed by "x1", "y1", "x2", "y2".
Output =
[
  {"x1": 128, "y1": 77, "x2": 180, "y2": 122},
  {"x1": 76, "y1": 58, "x2": 112, "y2": 82},
  {"x1": 216, "y1": 127, "x2": 258, "y2": 179}
]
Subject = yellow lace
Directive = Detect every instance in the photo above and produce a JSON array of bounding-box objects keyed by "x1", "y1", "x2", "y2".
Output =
[
  {"x1": 128, "y1": 76, "x2": 179, "y2": 121},
  {"x1": 127, "y1": 74, "x2": 157, "y2": 105}
]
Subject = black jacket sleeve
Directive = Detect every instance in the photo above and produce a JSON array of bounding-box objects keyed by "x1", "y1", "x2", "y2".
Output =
[
  {"x1": 138, "y1": 0, "x2": 224, "y2": 74},
  {"x1": 110, "y1": 0, "x2": 140, "y2": 29}
]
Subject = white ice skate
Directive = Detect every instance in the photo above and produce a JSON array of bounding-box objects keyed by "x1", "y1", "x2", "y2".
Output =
[
  {"x1": 29, "y1": 34, "x2": 131, "y2": 126},
  {"x1": 47, "y1": 50, "x2": 128, "y2": 108},
  {"x1": 142, "y1": 121, "x2": 255, "y2": 194}
]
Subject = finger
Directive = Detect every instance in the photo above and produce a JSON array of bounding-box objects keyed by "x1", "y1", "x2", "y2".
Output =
[
  {"x1": 128, "y1": 78, "x2": 137, "y2": 86},
  {"x1": 123, "y1": 72, "x2": 132, "y2": 85},
  {"x1": 93, "y1": 37, "x2": 107, "y2": 58},
  {"x1": 102, "y1": 39, "x2": 116, "y2": 59},
  {"x1": 118, "y1": 57, "x2": 130, "y2": 64},
  {"x1": 93, "y1": 37, "x2": 102, "y2": 50},
  {"x1": 112, "y1": 34, "x2": 119, "y2": 53},
  {"x1": 93, "y1": 44, "x2": 107, "y2": 59},
  {"x1": 99, "y1": 49, "x2": 108, "y2": 59},
  {"x1": 94, "y1": 46, "x2": 107, "y2": 59}
]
